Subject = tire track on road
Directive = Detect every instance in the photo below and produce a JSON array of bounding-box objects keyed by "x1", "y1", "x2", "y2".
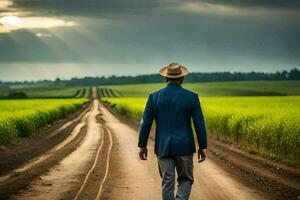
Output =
[
  {"x1": 72, "y1": 111, "x2": 114, "y2": 200},
  {"x1": 7, "y1": 88, "x2": 115, "y2": 200},
  {"x1": 0, "y1": 108, "x2": 91, "y2": 200},
  {"x1": 10, "y1": 99, "x2": 102, "y2": 200},
  {"x1": 73, "y1": 125, "x2": 104, "y2": 200},
  {"x1": 95, "y1": 126, "x2": 113, "y2": 200}
]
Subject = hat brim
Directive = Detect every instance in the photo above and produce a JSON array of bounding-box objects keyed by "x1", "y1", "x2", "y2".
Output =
[{"x1": 159, "y1": 66, "x2": 189, "y2": 78}]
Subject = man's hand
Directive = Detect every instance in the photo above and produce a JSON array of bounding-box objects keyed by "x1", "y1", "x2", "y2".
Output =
[
  {"x1": 198, "y1": 149, "x2": 206, "y2": 163},
  {"x1": 139, "y1": 147, "x2": 148, "y2": 160}
]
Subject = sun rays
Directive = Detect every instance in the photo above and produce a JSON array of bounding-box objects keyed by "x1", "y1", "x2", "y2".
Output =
[
  {"x1": 0, "y1": 15, "x2": 22, "y2": 26},
  {"x1": 0, "y1": 15, "x2": 77, "y2": 33},
  {"x1": 0, "y1": 0, "x2": 13, "y2": 9}
]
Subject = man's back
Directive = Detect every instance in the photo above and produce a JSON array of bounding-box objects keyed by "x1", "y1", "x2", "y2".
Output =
[
  {"x1": 138, "y1": 63, "x2": 207, "y2": 200},
  {"x1": 138, "y1": 82, "x2": 207, "y2": 156}
]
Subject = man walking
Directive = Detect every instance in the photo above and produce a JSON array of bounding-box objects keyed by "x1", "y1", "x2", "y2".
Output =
[{"x1": 138, "y1": 63, "x2": 207, "y2": 200}]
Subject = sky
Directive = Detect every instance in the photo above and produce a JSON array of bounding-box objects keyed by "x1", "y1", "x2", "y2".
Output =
[{"x1": 0, "y1": 0, "x2": 300, "y2": 81}]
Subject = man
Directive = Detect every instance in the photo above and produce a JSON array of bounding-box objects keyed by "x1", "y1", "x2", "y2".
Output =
[{"x1": 138, "y1": 63, "x2": 207, "y2": 200}]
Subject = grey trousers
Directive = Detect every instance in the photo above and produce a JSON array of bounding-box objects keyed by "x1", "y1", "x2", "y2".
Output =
[{"x1": 157, "y1": 155, "x2": 194, "y2": 200}]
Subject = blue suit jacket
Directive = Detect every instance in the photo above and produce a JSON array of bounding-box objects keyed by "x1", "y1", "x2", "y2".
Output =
[{"x1": 138, "y1": 83, "x2": 207, "y2": 156}]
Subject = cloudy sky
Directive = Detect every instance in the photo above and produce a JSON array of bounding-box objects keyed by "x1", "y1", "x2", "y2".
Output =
[{"x1": 0, "y1": 0, "x2": 300, "y2": 81}]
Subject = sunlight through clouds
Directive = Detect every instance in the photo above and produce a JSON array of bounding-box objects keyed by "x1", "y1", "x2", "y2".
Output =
[
  {"x1": 176, "y1": 1, "x2": 240, "y2": 16},
  {"x1": 174, "y1": 1, "x2": 300, "y2": 19},
  {"x1": 0, "y1": 16, "x2": 22, "y2": 26},
  {"x1": 0, "y1": 15, "x2": 77, "y2": 33},
  {"x1": 35, "y1": 32, "x2": 53, "y2": 38},
  {"x1": 0, "y1": 0, "x2": 13, "y2": 9}
]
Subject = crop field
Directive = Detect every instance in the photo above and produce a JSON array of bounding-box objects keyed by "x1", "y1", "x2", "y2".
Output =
[
  {"x1": 0, "y1": 99, "x2": 88, "y2": 145},
  {"x1": 100, "y1": 82, "x2": 300, "y2": 166},
  {"x1": 0, "y1": 87, "x2": 90, "y2": 99},
  {"x1": 100, "y1": 81, "x2": 300, "y2": 97}
]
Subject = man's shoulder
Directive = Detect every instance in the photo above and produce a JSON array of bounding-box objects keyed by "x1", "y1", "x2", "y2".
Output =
[
  {"x1": 149, "y1": 86, "x2": 199, "y2": 98},
  {"x1": 148, "y1": 88, "x2": 163, "y2": 98},
  {"x1": 181, "y1": 87, "x2": 198, "y2": 98},
  {"x1": 149, "y1": 87, "x2": 165, "y2": 96}
]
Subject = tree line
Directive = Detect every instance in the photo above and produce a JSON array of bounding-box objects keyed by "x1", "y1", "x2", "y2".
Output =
[{"x1": 1, "y1": 68, "x2": 299, "y2": 88}]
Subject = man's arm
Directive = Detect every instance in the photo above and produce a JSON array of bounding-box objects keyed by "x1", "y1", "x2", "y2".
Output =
[
  {"x1": 191, "y1": 94, "x2": 207, "y2": 162},
  {"x1": 138, "y1": 94, "x2": 154, "y2": 160}
]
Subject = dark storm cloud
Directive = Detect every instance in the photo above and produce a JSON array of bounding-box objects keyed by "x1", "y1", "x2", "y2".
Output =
[
  {"x1": 12, "y1": 0, "x2": 300, "y2": 14},
  {"x1": 12, "y1": 0, "x2": 170, "y2": 16},
  {"x1": 197, "y1": 0, "x2": 300, "y2": 8},
  {"x1": 0, "y1": 0, "x2": 299, "y2": 81},
  {"x1": 9, "y1": 0, "x2": 300, "y2": 29}
]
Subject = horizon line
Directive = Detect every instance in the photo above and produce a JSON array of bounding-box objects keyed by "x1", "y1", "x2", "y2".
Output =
[{"x1": 1, "y1": 68, "x2": 299, "y2": 83}]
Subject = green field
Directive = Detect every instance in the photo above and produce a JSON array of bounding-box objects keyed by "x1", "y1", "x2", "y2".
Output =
[
  {"x1": 0, "y1": 87, "x2": 90, "y2": 99},
  {"x1": 100, "y1": 81, "x2": 300, "y2": 97},
  {"x1": 0, "y1": 99, "x2": 88, "y2": 145},
  {"x1": 100, "y1": 81, "x2": 300, "y2": 166}
]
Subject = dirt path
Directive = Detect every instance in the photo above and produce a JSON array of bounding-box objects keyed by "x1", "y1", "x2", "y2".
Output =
[
  {"x1": 1, "y1": 87, "x2": 297, "y2": 200},
  {"x1": 10, "y1": 99, "x2": 102, "y2": 200},
  {"x1": 99, "y1": 103, "x2": 271, "y2": 200}
]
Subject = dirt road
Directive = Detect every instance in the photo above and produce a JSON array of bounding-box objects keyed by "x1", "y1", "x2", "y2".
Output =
[
  {"x1": 98, "y1": 103, "x2": 271, "y2": 200},
  {"x1": 0, "y1": 87, "x2": 298, "y2": 200}
]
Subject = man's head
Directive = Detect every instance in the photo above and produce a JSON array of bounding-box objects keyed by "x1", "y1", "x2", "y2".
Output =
[
  {"x1": 159, "y1": 63, "x2": 189, "y2": 84},
  {"x1": 165, "y1": 77, "x2": 184, "y2": 84}
]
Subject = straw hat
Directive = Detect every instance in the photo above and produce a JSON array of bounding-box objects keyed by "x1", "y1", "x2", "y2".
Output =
[{"x1": 159, "y1": 63, "x2": 189, "y2": 78}]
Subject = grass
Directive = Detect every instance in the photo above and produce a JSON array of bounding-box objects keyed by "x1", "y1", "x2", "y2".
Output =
[
  {"x1": 0, "y1": 98, "x2": 88, "y2": 145},
  {"x1": 0, "y1": 87, "x2": 90, "y2": 99},
  {"x1": 100, "y1": 81, "x2": 300, "y2": 97},
  {"x1": 101, "y1": 86, "x2": 300, "y2": 166}
]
